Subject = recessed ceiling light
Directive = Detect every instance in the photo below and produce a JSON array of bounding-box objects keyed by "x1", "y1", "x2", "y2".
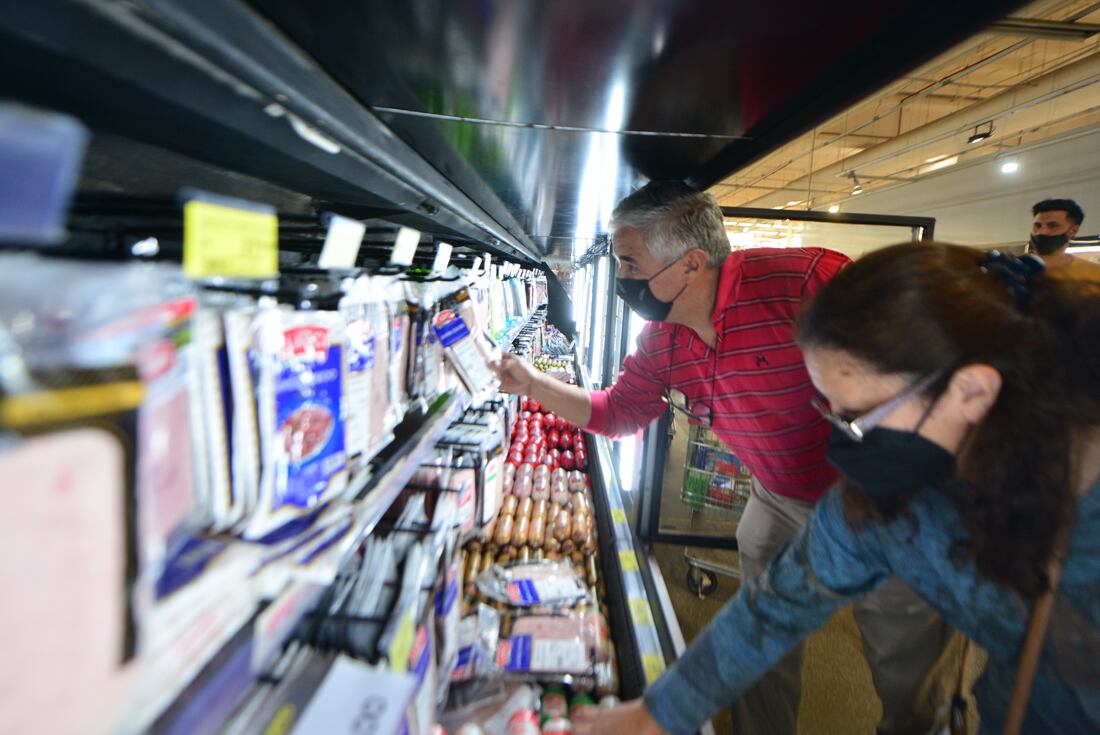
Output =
[
  {"x1": 786, "y1": 200, "x2": 803, "y2": 207},
  {"x1": 1000, "y1": 159, "x2": 1019, "y2": 174},
  {"x1": 828, "y1": 204, "x2": 840, "y2": 214}
]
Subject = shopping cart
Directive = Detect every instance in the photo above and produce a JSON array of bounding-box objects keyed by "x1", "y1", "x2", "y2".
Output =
[{"x1": 680, "y1": 423, "x2": 753, "y2": 598}]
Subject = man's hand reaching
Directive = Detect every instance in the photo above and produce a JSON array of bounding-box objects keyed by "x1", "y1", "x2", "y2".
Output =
[{"x1": 490, "y1": 352, "x2": 540, "y2": 396}]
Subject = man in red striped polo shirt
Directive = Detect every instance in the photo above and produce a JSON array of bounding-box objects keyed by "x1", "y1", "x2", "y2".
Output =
[{"x1": 493, "y1": 182, "x2": 952, "y2": 735}]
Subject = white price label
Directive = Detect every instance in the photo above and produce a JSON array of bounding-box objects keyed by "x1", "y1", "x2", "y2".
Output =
[
  {"x1": 318, "y1": 214, "x2": 365, "y2": 269},
  {"x1": 432, "y1": 241, "x2": 453, "y2": 274},
  {"x1": 532, "y1": 639, "x2": 589, "y2": 673},
  {"x1": 390, "y1": 226, "x2": 420, "y2": 266}
]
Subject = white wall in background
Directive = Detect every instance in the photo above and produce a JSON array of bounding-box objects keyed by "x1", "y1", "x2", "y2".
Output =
[{"x1": 837, "y1": 125, "x2": 1100, "y2": 247}]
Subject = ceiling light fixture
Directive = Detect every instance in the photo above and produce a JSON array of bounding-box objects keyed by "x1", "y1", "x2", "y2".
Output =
[
  {"x1": 968, "y1": 121, "x2": 994, "y2": 144},
  {"x1": 849, "y1": 172, "x2": 863, "y2": 196},
  {"x1": 828, "y1": 204, "x2": 840, "y2": 214},
  {"x1": 918, "y1": 155, "x2": 959, "y2": 175},
  {"x1": 1000, "y1": 158, "x2": 1019, "y2": 174}
]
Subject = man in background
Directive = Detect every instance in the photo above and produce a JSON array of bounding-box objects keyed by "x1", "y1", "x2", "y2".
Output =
[{"x1": 1028, "y1": 198, "x2": 1100, "y2": 282}]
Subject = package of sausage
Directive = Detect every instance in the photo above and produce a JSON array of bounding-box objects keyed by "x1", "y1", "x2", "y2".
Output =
[{"x1": 245, "y1": 308, "x2": 349, "y2": 540}]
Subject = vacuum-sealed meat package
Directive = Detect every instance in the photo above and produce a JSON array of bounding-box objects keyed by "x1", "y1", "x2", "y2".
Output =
[
  {"x1": 476, "y1": 561, "x2": 589, "y2": 608},
  {"x1": 496, "y1": 611, "x2": 596, "y2": 681},
  {"x1": 245, "y1": 308, "x2": 349, "y2": 540}
]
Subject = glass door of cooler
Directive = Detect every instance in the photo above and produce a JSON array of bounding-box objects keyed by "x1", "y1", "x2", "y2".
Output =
[{"x1": 633, "y1": 209, "x2": 935, "y2": 554}]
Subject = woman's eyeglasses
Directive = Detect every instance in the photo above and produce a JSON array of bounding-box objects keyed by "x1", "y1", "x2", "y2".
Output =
[{"x1": 811, "y1": 371, "x2": 943, "y2": 442}]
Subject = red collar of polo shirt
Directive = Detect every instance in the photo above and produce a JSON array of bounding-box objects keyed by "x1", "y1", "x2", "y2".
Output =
[{"x1": 709, "y1": 252, "x2": 746, "y2": 338}]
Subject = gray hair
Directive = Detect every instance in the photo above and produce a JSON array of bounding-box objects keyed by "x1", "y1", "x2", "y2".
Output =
[{"x1": 609, "y1": 181, "x2": 730, "y2": 267}]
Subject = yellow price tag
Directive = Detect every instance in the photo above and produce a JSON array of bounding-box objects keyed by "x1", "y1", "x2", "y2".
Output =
[
  {"x1": 611, "y1": 508, "x2": 628, "y2": 525},
  {"x1": 388, "y1": 608, "x2": 415, "y2": 673},
  {"x1": 643, "y1": 653, "x2": 666, "y2": 682},
  {"x1": 183, "y1": 199, "x2": 278, "y2": 279},
  {"x1": 629, "y1": 598, "x2": 654, "y2": 627},
  {"x1": 619, "y1": 550, "x2": 639, "y2": 573},
  {"x1": 264, "y1": 704, "x2": 297, "y2": 735}
]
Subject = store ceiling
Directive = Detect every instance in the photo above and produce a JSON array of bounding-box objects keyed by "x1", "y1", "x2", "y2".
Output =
[{"x1": 710, "y1": 0, "x2": 1100, "y2": 212}]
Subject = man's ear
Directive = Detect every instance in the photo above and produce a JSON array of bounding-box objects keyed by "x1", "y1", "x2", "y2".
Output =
[
  {"x1": 683, "y1": 248, "x2": 708, "y2": 274},
  {"x1": 946, "y1": 364, "x2": 1002, "y2": 424},
  {"x1": 1069, "y1": 222, "x2": 1081, "y2": 239}
]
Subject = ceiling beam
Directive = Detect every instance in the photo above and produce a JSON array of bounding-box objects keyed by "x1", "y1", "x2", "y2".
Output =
[{"x1": 989, "y1": 18, "x2": 1100, "y2": 41}]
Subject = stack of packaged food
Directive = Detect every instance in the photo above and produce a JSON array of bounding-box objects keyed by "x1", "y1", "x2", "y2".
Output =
[{"x1": 440, "y1": 351, "x2": 617, "y2": 735}]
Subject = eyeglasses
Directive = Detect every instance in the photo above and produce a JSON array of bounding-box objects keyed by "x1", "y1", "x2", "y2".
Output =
[
  {"x1": 811, "y1": 371, "x2": 943, "y2": 442},
  {"x1": 666, "y1": 388, "x2": 712, "y2": 426}
]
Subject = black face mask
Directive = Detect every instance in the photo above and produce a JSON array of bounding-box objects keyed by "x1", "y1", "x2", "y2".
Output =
[
  {"x1": 615, "y1": 258, "x2": 687, "y2": 322},
  {"x1": 825, "y1": 424, "x2": 956, "y2": 498},
  {"x1": 1029, "y1": 232, "x2": 1070, "y2": 256}
]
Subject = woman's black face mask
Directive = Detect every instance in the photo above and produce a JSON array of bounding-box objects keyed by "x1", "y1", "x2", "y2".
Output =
[{"x1": 826, "y1": 424, "x2": 956, "y2": 498}]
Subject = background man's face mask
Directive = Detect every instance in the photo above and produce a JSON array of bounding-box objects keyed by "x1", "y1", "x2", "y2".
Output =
[
  {"x1": 1029, "y1": 232, "x2": 1070, "y2": 256},
  {"x1": 615, "y1": 256, "x2": 688, "y2": 321}
]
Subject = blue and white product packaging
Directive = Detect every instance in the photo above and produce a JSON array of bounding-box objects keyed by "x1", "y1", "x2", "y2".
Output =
[
  {"x1": 385, "y1": 279, "x2": 410, "y2": 425},
  {"x1": 224, "y1": 304, "x2": 263, "y2": 528},
  {"x1": 476, "y1": 560, "x2": 589, "y2": 608},
  {"x1": 246, "y1": 308, "x2": 348, "y2": 540},
  {"x1": 496, "y1": 611, "x2": 592, "y2": 678},
  {"x1": 451, "y1": 604, "x2": 500, "y2": 683},
  {"x1": 431, "y1": 305, "x2": 497, "y2": 398},
  {"x1": 339, "y1": 279, "x2": 376, "y2": 464}
]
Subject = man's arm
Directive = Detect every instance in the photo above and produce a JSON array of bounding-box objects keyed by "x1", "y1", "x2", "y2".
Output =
[
  {"x1": 491, "y1": 353, "x2": 593, "y2": 426},
  {"x1": 491, "y1": 336, "x2": 669, "y2": 437}
]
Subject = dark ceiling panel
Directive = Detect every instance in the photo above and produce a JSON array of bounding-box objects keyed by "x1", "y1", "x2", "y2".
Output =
[{"x1": 252, "y1": 0, "x2": 1025, "y2": 245}]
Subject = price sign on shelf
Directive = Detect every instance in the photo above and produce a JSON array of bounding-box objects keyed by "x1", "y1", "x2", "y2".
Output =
[
  {"x1": 431, "y1": 241, "x2": 453, "y2": 274},
  {"x1": 318, "y1": 214, "x2": 365, "y2": 270},
  {"x1": 390, "y1": 226, "x2": 420, "y2": 267},
  {"x1": 183, "y1": 198, "x2": 278, "y2": 279}
]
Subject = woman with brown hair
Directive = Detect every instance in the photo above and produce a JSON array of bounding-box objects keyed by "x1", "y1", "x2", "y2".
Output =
[{"x1": 575, "y1": 242, "x2": 1100, "y2": 734}]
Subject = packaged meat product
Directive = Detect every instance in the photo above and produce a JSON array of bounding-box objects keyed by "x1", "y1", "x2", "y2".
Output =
[
  {"x1": 247, "y1": 308, "x2": 349, "y2": 540},
  {"x1": 570, "y1": 511, "x2": 588, "y2": 544},
  {"x1": 340, "y1": 277, "x2": 392, "y2": 465},
  {"x1": 483, "y1": 517, "x2": 498, "y2": 544},
  {"x1": 497, "y1": 612, "x2": 595, "y2": 679},
  {"x1": 513, "y1": 473, "x2": 533, "y2": 499},
  {"x1": 511, "y1": 513, "x2": 530, "y2": 548},
  {"x1": 508, "y1": 709, "x2": 540, "y2": 735},
  {"x1": 552, "y1": 509, "x2": 571, "y2": 542},
  {"x1": 477, "y1": 561, "x2": 589, "y2": 608},
  {"x1": 541, "y1": 685, "x2": 569, "y2": 719},
  {"x1": 529, "y1": 500, "x2": 547, "y2": 547},
  {"x1": 451, "y1": 604, "x2": 500, "y2": 683},
  {"x1": 494, "y1": 514, "x2": 514, "y2": 547},
  {"x1": 515, "y1": 496, "x2": 533, "y2": 524},
  {"x1": 570, "y1": 492, "x2": 588, "y2": 514},
  {"x1": 501, "y1": 495, "x2": 519, "y2": 517},
  {"x1": 502, "y1": 463, "x2": 516, "y2": 493},
  {"x1": 542, "y1": 717, "x2": 572, "y2": 734},
  {"x1": 550, "y1": 485, "x2": 570, "y2": 508},
  {"x1": 531, "y1": 482, "x2": 550, "y2": 503},
  {"x1": 585, "y1": 554, "x2": 599, "y2": 587},
  {"x1": 567, "y1": 471, "x2": 585, "y2": 493}
]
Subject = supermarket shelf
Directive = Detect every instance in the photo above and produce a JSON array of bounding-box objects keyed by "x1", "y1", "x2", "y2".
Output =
[
  {"x1": 146, "y1": 392, "x2": 464, "y2": 734},
  {"x1": 501, "y1": 305, "x2": 543, "y2": 350}
]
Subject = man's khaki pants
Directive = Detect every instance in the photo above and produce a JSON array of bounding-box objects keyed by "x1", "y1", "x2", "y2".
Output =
[{"x1": 731, "y1": 480, "x2": 954, "y2": 735}]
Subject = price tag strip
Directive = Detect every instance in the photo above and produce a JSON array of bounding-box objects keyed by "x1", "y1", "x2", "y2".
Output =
[{"x1": 183, "y1": 196, "x2": 278, "y2": 279}]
